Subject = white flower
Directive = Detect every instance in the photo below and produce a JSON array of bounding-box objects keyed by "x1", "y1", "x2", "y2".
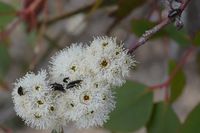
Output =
[
  {"x1": 12, "y1": 70, "x2": 57, "y2": 129},
  {"x1": 74, "y1": 87, "x2": 116, "y2": 128},
  {"x1": 49, "y1": 43, "x2": 90, "y2": 84},
  {"x1": 86, "y1": 36, "x2": 136, "y2": 87},
  {"x1": 56, "y1": 77, "x2": 116, "y2": 127},
  {"x1": 12, "y1": 36, "x2": 136, "y2": 130}
]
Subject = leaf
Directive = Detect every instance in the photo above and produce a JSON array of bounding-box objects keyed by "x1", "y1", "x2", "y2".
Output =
[
  {"x1": 131, "y1": 19, "x2": 166, "y2": 38},
  {"x1": 180, "y1": 104, "x2": 200, "y2": 133},
  {"x1": 164, "y1": 25, "x2": 190, "y2": 46},
  {"x1": 168, "y1": 59, "x2": 186, "y2": 103},
  {"x1": 193, "y1": 31, "x2": 200, "y2": 46},
  {"x1": 116, "y1": 0, "x2": 146, "y2": 19},
  {"x1": 0, "y1": 44, "x2": 11, "y2": 79},
  {"x1": 105, "y1": 81, "x2": 153, "y2": 132},
  {"x1": 147, "y1": 102, "x2": 181, "y2": 133},
  {"x1": 0, "y1": 1, "x2": 16, "y2": 30}
]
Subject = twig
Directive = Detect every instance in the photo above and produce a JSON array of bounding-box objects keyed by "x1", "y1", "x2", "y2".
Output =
[
  {"x1": 128, "y1": 0, "x2": 192, "y2": 53},
  {"x1": 149, "y1": 46, "x2": 195, "y2": 90},
  {"x1": 37, "y1": 3, "x2": 94, "y2": 27},
  {"x1": 129, "y1": 18, "x2": 170, "y2": 52}
]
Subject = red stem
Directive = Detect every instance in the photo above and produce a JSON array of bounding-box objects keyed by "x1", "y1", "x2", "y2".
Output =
[{"x1": 149, "y1": 46, "x2": 195, "y2": 90}]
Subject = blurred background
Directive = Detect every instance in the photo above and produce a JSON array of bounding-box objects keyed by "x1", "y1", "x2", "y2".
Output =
[{"x1": 0, "y1": 0, "x2": 200, "y2": 133}]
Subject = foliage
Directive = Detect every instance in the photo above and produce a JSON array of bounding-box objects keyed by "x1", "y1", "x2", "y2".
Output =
[
  {"x1": 0, "y1": 0, "x2": 199, "y2": 133},
  {"x1": 105, "y1": 81, "x2": 153, "y2": 132},
  {"x1": 168, "y1": 59, "x2": 186, "y2": 103},
  {"x1": 147, "y1": 102, "x2": 180, "y2": 133},
  {"x1": 180, "y1": 104, "x2": 200, "y2": 133},
  {"x1": 0, "y1": 44, "x2": 11, "y2": 80},
  {"x1": 0, "y1": 1, "x2": 16, "y2": 31}
]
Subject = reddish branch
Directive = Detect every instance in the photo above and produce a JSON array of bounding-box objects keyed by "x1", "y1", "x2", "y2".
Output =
[
  {"x1": 20, "y1": 0, "x2": 46, "y2": 31},
  {"x1": 128, "y1": 0, "x2": 192, "y2": 53},
  {"x1": 0, "y1": 0, "x2": 46, "y2": 40},
  {"x1": 149, "y1": 46, "x2": 195, "y2": 90}
]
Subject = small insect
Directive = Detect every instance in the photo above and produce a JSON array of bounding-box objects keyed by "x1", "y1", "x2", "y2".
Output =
[
  {"x1": 18, "y1": 86, "x2": 24, "y2": 96},
  {"x1": 168, "y1": 9, "x2": 181, "y2": 20},
  {"x1": 51, "y1": 79, "x2": 83, "y2": 93},
  {"x1": 66, "y1": 80, "x2": 82, "y2": 89},
  {"x1": 168, "y1": 0, "x2": 182, "y2": 21},
  {"x1": 51, "y1": 83, "x2": 66, "y2": 93}
]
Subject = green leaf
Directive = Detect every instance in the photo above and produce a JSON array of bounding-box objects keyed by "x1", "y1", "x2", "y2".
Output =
[
  {"x1": 164, "y1": 25, "x2": 190, "y2": 46},
  {"x1": 116, "y1": 0, "x2": 146, "y2": 19},
  {"x1": 180, "y1": 104, "x2": 200, "y2": 133},
  {"x1": 132, "y1": 19, "x2": 154, "y2": 36},
  {"x1": 131, "y1": 19, "x2": 166, "y2": 38},
  {"x1": 0, "y1": 44, "x2": 11, "y2": 79},
  {"x1": 168, "y1": 59, "x2": 186, "y2": 103},
  {"x1": 193, "y1": 31, "x2": 200, "y2": 46},
  {"x1": 105, "y1": 81, "x2": 153, "y2": 132},
  {"x1": 0, "y1": 1, "x2": 16, "y2": 30},
  {"x1": 147, "y1": 102, "x2": 181, "y2": 133}
]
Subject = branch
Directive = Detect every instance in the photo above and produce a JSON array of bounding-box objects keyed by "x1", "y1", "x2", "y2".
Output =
[
  {"x1": 128, "y1": 0, "x2": 192, "y2": 53},
  {"x1": 149, "y1": 46, "x2": 195, "y2": 90},
  {"x1": 37, "y1": 3, "x2": 94, "y2": 27}
]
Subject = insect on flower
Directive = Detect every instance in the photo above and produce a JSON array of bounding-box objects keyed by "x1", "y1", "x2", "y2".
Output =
[
  {"x1": 51, "y1": 83, "x2": 66, "y2": 93},
  {"x1": 66, "y1": 80, "x2": 82, "y2": 89},
  {"x1": 18, "y1": 86, "x2": 25, "y2": 96},
  {"x1": 51, "y1": 79, "x2": 83, "y2": 92}
]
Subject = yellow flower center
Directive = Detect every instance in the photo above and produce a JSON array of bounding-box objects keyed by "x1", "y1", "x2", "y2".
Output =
[
  {"x1": 34, "y1": 113, "x2": 42, "y2": 119},
  {"x1": 84, "y1": 95, "x2": 90, "y2": 101},
  {"x1": 35, "y1": 85, "x2": 42, "y2": 91},
  {"x1": 71, "y1": 65, "x2": 77, "y2": 72},
  {"x1": 100, "y1": 58, "x2": 110, "y2": 68},
  {"x1": 80, "y1": 91, "x2": 92, "y2": 104},
  {"x1": 102, "y1": 42, "x2": 108, "y2": 47},
  {"x1": 37, "y1": 100, "x2": 43, "y2": 105}
]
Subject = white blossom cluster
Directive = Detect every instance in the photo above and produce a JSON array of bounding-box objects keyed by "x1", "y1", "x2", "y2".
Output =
[{"x1": 12, "y1": 36, "x2": 136, "y2": 130}]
